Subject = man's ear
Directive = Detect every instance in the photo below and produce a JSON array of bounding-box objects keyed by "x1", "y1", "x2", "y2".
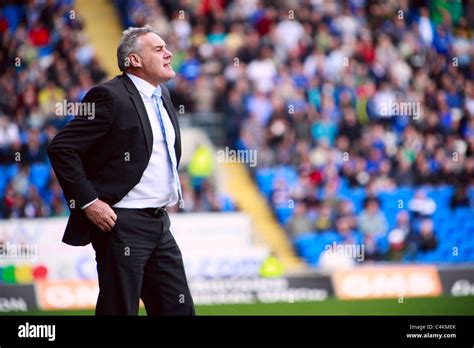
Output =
[{"x1": 128, "y1": 54, "x2": 142, "y2": 68}]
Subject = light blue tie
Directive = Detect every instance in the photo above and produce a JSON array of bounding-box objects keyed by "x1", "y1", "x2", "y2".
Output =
[{"x1": 152, "y1": 87, "x2": 183, "y2": 208}]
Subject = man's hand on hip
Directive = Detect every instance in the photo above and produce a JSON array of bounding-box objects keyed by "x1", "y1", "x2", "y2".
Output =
[{"x1": 84, "y1": 199, "x2": 117, "y2": 232}]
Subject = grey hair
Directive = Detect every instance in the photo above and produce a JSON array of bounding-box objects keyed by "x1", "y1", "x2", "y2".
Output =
[{"x1": 117, "y1": 25, "x2": 158, "y2": 71}]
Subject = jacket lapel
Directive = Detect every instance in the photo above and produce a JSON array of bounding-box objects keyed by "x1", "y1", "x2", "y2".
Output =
[
  {"x1": 119, "y1": 73, "x2": 181, "y2": 166},
  {"x1": 119, "y1": 74, "x2": 153, "y2": 158}
]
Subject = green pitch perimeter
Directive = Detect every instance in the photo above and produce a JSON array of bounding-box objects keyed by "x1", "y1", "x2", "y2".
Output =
[{"x1": 5, "y1": 296, "x2": 474, "y2": 316}]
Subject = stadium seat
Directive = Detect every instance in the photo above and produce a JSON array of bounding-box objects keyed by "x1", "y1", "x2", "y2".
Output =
[
  {"x1": 6, "y1": 164, "x2": 19, "y2": 179},
  {"x1": 255, "y1": 168, "x2": 274, "y2": 199},
  {"x1": 29, "y1": 163, "x2": 51, "y2": 196},
  {"x1": 0, "y1": 165, "x2": 8, "y2": 197}
]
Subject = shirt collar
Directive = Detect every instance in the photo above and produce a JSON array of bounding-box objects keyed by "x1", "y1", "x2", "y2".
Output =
[{"x1": 125, "y1": 72, "x2": 159, "y2": 99}]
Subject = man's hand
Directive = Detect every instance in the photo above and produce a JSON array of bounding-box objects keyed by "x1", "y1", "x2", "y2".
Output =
[{"x1": 84, "y1": 199, "x2": 117, "y2": 232}]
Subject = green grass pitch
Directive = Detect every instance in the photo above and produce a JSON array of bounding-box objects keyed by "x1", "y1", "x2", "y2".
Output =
[{"x1": 5, "y1": 296, "x2": 474, "y2": 316}]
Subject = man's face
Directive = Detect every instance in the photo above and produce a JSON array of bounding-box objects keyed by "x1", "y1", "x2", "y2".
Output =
[
  {"x1": 367, "y1": 201, "x2": 378, "y2": 214},
  {"x1": 133, "y1": 33, "x2": 175, "y2": 84}
]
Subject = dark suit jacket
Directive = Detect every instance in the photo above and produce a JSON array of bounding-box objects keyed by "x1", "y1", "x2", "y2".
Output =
[{"x1": 47, "y1": 73, "x2": 182, "y2": 246}]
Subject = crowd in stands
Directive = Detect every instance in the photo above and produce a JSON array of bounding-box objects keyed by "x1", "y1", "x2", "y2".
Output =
[
  {"x1": 2, "y1": 0, "x2": 473, "y2": 264},
  {"x1": 0, "y1": 0, "x2": 233, "y2": 219},
  {"x1": 0, "y1": 0, "x2": 102, "y2": 218},
  {"x1": 116, "y1": 0, "x2": 474, "y2": 264}
]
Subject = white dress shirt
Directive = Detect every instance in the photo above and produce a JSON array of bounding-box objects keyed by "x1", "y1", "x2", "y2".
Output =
[{"x1": 82, "y1": 73, "x2": 179, "y2": 210}]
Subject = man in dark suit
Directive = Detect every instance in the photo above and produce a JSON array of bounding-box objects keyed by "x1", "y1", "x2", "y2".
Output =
[{"x1": 47, "y1": 25, "x2": 195, "y2": 316}]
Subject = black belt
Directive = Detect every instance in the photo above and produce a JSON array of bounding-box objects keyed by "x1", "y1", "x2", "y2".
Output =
[{"x1": 142, "y1": 206, "x2": 167, "y2": 218}]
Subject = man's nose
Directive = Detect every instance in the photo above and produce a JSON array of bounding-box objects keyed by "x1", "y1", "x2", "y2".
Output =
[{"x1": 165, "y1": 48, "x2": 173, "y2": 58}]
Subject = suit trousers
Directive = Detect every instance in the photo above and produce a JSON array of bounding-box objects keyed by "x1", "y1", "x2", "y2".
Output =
[{"x1": 90, "y1": 207, "x2": 195, "y2": 315}]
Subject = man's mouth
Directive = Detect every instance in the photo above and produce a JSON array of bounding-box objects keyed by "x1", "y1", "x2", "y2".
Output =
[{"x1": 164, "y1": 62, "x2": 172, "y2": 68}]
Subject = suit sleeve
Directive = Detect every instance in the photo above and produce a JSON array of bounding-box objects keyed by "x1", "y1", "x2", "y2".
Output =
[{"x1": 47, "y1": 86, "x2": 115, "y2": 208}]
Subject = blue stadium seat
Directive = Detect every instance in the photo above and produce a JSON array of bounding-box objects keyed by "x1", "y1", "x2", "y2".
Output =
[
  {"x1": 255, "y1": 168, "x2": 275, "y2": 199},
  {"x1": 29, "y1": 163, "x2": 50, "y2": 193},
  {"x1": 375, "y1": 236, "x2": 390, "y2": 254},
  {"x1": 350, "y1": 188, "x2": 366, "y2": 212},
  {"x1": 378, "y1": 191, "x2": 398, "y2": 210},
  {"x1": 294, "y1": 233, "x2": 317, "y2": 251},
  {"x1": 468, "y1": 187, "x2": 474, "y2": 201},
  {"x1": 277, "y1": 166, "x2": 298, "y2": 185},
  {"x1": 290, "y1": 193, "x2": 474, "y2": 265},
  {"x1": 275, "y1": 206, "x2": 293, "y2": 225},
  {"x1": 397, "y1": 186, "x2": 414, "y2": 202},
  {"x1": 6, "y1": 163, "x2": 19, "y2": 179},
  {"x1": 0, "y1": 165, "x2": 8, "y2": 197},
  {"x1": 454, "y1": 207, "x2": 474, "y2": 220}
]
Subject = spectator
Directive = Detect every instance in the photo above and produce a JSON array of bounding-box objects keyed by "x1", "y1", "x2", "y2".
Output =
[
  {"x1": 335, "y1": 199, "x2": 357, "y2": 231},
  {"x1": 408, "y1": 189, "x2": 437, "y2": 233},
  {"x1": 0, "y1": 1, "x2": 234, "y2": 219},
  {"x1": 393, "y1": 210, "x2": 411, "y2": 237},
  {"x1": 386, "y1": 228, "x2": 406, "y2": 261},
  {"x1": 3, "y1": 0, "x2": 474, "y2": 268},
  {"x1": 358, "y1": 198, "x2": 388, "y2": 237},
  {"x1": 286, "y1": 200, "x2": 312, "y2": 238},
  {"x1": 314, "y1": 201, "x2": 333, "y2": 232},
  {"x1": 407, "y1": 219, "x2": 438, "y2": 254}
]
